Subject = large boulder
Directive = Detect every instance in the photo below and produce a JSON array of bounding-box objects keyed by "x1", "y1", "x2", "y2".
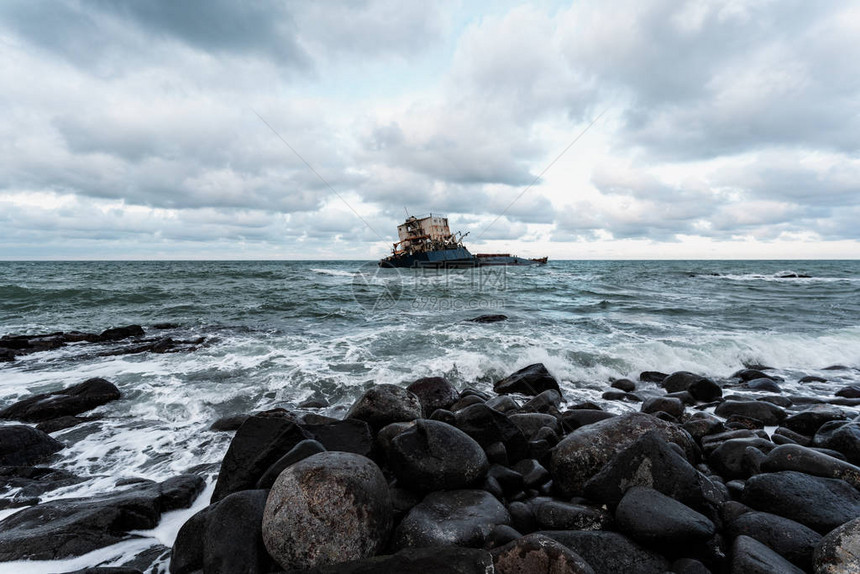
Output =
[
  {"x1": 813, "y1": 421, "x2": 860, "y2": 465},
  {"x1": 742, "y1": 470, "x2": 860, "y2": 533},
  {"x1": 0, "y1": 424, "x2": 64, "y2": 466},
  {"x1": 491, "y1": 533, "x2": 595, "y2": 574},
  {"x1": 303, "y1": 419, "x2": 373, "y2": 457},
  {"x1": 726, "y1": 510, "x2": 821, "y2": 571},
  {"x1": 386, "y1": 419, "x2": 488, "y2": 491},
  {"x1": 295, "y1": 546, "x2": 494, "y2": 574},
  {"x1": 262, "y1": 452, "x2": 392, "y2": 571},
  {"x1": 0, "y1": 378, "x2": 120, "y2": 422},
  {"x1": 731, "y1": 535, "x2": 804, "y2": 574},
  {"x1": 494, "y1": 364, "x2": 561, "y2": 397},
  {"x1": 255, "y1": 439, "x2": 326, "y2": 490},
  {"x1": 813, "y1": 516, "x2": 860, "y2": 574},
  {"x1": 550, "y1": 412, "x2": 696, "y2": 497},
  {"x1": 714, "y1": 400, "x2": 787, "y2": 426},
  {"x1": 393, "y1": 489, "x2": 511, "y2": 549},
  {"x1": 761, "y1": 444, "x2": 860, "y2": 489},
  {"x1": 406, "y1": 377, "x2": 459, "y2": 415},
  {"x1": 346, "y1": 384, "x2": 422, "y2": 430},
  {"x1": 454, "y1": 403, "x2": 529, "y2": 462},
  {"x1": 0, "y1": 475, "x2": 203, "y2": 561},
  {"x1": 211, "y1": 412, "x2": 311, "y2": 503},
  {"x1": 615, "y1": 486, "x2": 715, "y2": 547},
  {"x1": 584, "y1": 432, "x2": 722, "y2": 512},
  {"x1": 783, "y1": 406, "x2": 850, "y2": 436},
  {"x1": 661, "y1": 372, "x2": 715, "y2": 395},
  {"x1": 536, "y1": 530, "x2": 670, "y2": 574}
]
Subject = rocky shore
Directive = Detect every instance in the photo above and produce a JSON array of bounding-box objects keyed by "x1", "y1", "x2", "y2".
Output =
[{"x1": 1, "y1": 332, "x2": 860, "y2": 573}]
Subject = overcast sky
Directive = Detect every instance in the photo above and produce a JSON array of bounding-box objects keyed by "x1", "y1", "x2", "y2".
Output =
[{"x1": 1, "y1": 0, "x2": 858, "y2": 259}]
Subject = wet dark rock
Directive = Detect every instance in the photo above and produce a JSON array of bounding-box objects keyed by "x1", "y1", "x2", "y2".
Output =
[
  {"x1": 772, "y1": 426, "x2": 812, "y2": 446},
  {"x1": 0, "y1": 424, "x2": 64, "y2": 465},
  {"x1": 744, "y1": 378, "x2": 782, "y2": 393},
  {"x1": 0, "y1": 348, "x2": 16, "y2": 362},
  {"x1": 742, "y1": 470, "x2": 860, "y2": 533},
  {"x1": 714, "y1": 400, "x2": 787, "y2": 426},
  {"x1": 298, "y1": 397, "x2": 329, "y2": 409},
  {"x1": 262, "y1": 452, "x2": 392, "y2": 571},
  {"x1": 0, "y1": 474, "x2": 203, "y2": 561},
  {"x1": 783, "y1": 405, "x2": 850, "y2": 436},
  {"x1": 550, "y1": 412, "x2": 696, "y2": 497},
  {"x1": 758, "y1": 395, "x2": 792, "y2": 408},
  {"x1": 537, "y1": 530, "x2": 671, "y2": 574},
  {"x1": 386, "y1": 419, "x2": 488, "y2": 491},
  {"x1": 256, "y1": 439, "x2": 326, "y2": 489},
  {"x1": 813, "y1": 516, "x2": 860, "y2": 574},
  {"x1": 0, "y1": 466, "x2": 83, "y2": 503},
  {"x1": 813, "y1": 420, "x2": 860, "y2": 465},
  {"x1": 99, "y1": 325, "x2": 145, "y2": 341},
  {"x1": 303, "y1": 418, "x2": 373, "y2": 457},
  {"x1": 725, "y1": 414, "x2": 765, "y2": 430},
  {"x1": 491, "y1": 533, "x2": 595, "y2": 574},
  {"x1": 836, "y1": 384, "x2": 860, "y2": 398},
  {"x1": 708, "y1": 438, "x2": 775, "y2": 479},
  {"x1": 508, "y1": 413, "x2": 560, "y2": 439},
  {"x1": 688, "y1": 378, "x2": 723, "y2": 402},
  {"x1": 682, "y1": 414, "x2": 724, "y2": 441},
  {"x1": 407, "y1": 377, "x2": 459, "y2": 414},
  {"x1": 521, "y1": 389, "x2": 563, "y2": 414},
  {"x1": 584, "y1": 431, "x2": 722, "y2": 512},
  {"x1": 36, "y1": 414, "x2": 101, "y2": 433},
  {"x1": 531, "y1": 498, "x2": 612, "y2": 531},
  {"x1": 0, "y1": 378, "x2": 120, "y2": 422},
  {"x1": 615, "y1": 486, "x2": 714, "y2": 546},
  {"x1": 454, "y1": 403, "x2": 528, "y2": 462},
  {"x1": 800, "y1": 375, "x2": 828, "y2": 384},
  {"x1": 293, "y1": 546, "x2": 495, "y2": 574},
  {"x1": 467, "y1": 314, "x2": 508, "y2": 323},
  {"x1": 485, "y1": 395, "x2": 520, "y2": 413},
  {"x1": 346, "y1": 384, "x2": 422, "y2": 430},
  {"x1": 209, "y1": 414, "x2": 249, "y2": 432},
  {"x1": 662, "y1": 372, "x2": 713, "y2": 394},
  {"x1": 211, "y1": 413, "x2": 312, "y2": 503},
  {"x1": 451, "y1": 395, "x2": 485, "y2": 411},
  {"x1": 611, "y1": 378, "x2": 636, "y2": 392},
  {"x1": 485, "y1": 524, "x2": 523, "y2": 549},
  {"x1": 203, "y1": 489, "x2": 273, "y2": 574},
  {"x1": 732, "y1": 369, "x2": 777, "y2": 382},
  {"x1": 514, "y1": 458, "x2": 550, "y2": 489},
  {"x1": 730, "y1": 534, "x2": 804, "y2": 574},
  {"x1": 726, "y1": 510, "x2": 821, "y2": 570},
  {"x1": 60, "y1": 568, "x2": 144, "y2": 574},
  {"x1": 761, "y1": 443, "x2": 860, "y2": 489},
  {"x1": 394, "y1": 489, "x2": 511, "y2": 549},
  {"x1": 494, "y1": 363, "x2": 561, "y2": 397},
  {"x1": 639, "y1": 371, "x2": 669, "y2": 384},
  {"x1": 641, "y1": 397, "x2": 685, "y2": 418}
]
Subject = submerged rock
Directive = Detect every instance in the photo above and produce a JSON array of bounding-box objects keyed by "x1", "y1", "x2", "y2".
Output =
[
  {"x1": 262, "y1": 452, "x2": 392, "y2": 571},
  {"x1": 0, "y1": 378, "x2": 120, "y2": 422}
]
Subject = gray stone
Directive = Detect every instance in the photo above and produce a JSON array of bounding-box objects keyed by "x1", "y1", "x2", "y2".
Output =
[{"x1": 813, "y1": 516, "x2": 860, "y2": 574}]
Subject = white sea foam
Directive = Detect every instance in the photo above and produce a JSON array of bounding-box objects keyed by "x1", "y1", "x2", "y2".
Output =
[{"x1": 310, "y1": 268, "x2": 356, "y2": 277}]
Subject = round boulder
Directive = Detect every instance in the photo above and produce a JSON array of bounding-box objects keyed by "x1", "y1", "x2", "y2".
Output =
[
  {"x1": 262, "y1": 452, "x2": 392, "y2": 571},
  {"x1": 386, "y1": 419, "x2": 488, "y2": 491},
  {"x1": 346, "y1": 384, "x2": 422, "y2": 430},
  {"x1": 814, "y1": 516, "x2": 860, "y2": 574},
  {"x1": 406, "y1": 377, "x2": 459, "y2": 415}
]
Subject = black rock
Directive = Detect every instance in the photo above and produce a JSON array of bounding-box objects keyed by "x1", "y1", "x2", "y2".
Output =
[
  {"x1": 59, "y1": 569, "x2": 144, "y2": 574},
  {"x1": 521, "y1": 389, "x2": 563, "y2": 414},
  {"x1": 537, "y1": 530, "x2": 670, "y2": 574},
  {"x1": 0, "y1": 474, "x2": 203, "y2": 561},
  {"x1": 707, "y1": 438, "x2": 775, "y2": 479},
  {"x1": 386, "y1": 419, "x2": 489, "y2": 491},
  {"x1": 639, "y1": 371, "x2": 669, "y2": 384},
  {"x1": 256, "y1": 439, "x2": 327, "y2": 489},
  {"x1": 813, "y1": 420, "x2": 860, "y2": 465},
  {"x1": 714, "y1": 400, "x2": 787, "y2": 426},
  {"x1": 615, "y1": 486, "x2": 715, "y2": 546},
  {"x1": 726, "y1": 510, "x2": 821, "y2": 570},
  {"x1": 800, "y1": 375, "x2": 828, "y2": 384},
  {"x1": 394, "y1": 489, "x2": 511, "y2": 549},
  {"x1": 559, "y1": 409, "x2": 616, "y2": 432},
  {"x1": 742, "y1": 470, "x2": 860, "y2": 533},
  {"x1": 813, "y1": 516, "x2": 860, "y2": 574},
  {"x1": 492, "y1": 533, "x2": 595, "y2": 574},
  {"x1": 514, "y1": 458, "x2": 551, "y2": 489},
  {"x1": 744, "y1": 378, "x2": 782, "y2": 393},
  {"x1": 783, "y1": 405, "x2": 850, "y2": 436},
  {"x1": 293, "y1": 546, "x2": 495, "y2": 574},
  {"x1": 509, "y1": 413, "x2": 560, "y2": 439},
  {"x1": 662, "y1": 372, "x2": 713, "y2": 394},
  {"x1": 688, "y1": 378, "x2": 723, "y2": 402},
  {"x1": 36, "y1": 415, "x2": 100, "y2": 433},
  {"x1": 641, "y1": 397, "x2": 685, "y2": 418},
  {"x1": 0, "y1": 465, "x2": 82, "y2": 503},
  {"x1": 0, "y1": 424, "x2": 64, "y2": 465},
  {"x1": 262, "y1": 452, "x2": 392, "y2": 571},
  {"x1": 451, "y1": 395, "x2": 485, "y2": 412},
  {"x1": 493, "y1": 363, "x2": 561, "y2": 397},
  {"x1": 584, "y1": 432, "x2": 722, "y2": 512},
  {"x1": 454, "y1": 403, "x2": 529, "y2": 462},
  {"x1": 730, "y1": 535, "x2": 804, "y2": 574},
  {"x1": 346, "y1": 384, "x2": 422, "y2": 430},
  {"x1": 732, "y1": 369, "x2": 777, "y2": 382},
  {"x1": 99, "y1": 325, "x2": 145, "y2": 341},
  {"x1": 550, "y1": 412, "x2": 696, "y2": 497},
  {"x1": 611, "y1": 378, "x2": 636, "y2": 392},
  {"x1": 211, "y1": 412, "x2": 312, "y2": 503},
  {"x1": 485, "y1": 395, "x2": 520, "y2": 413},
  {"x1": 466, "y1": 314, "x2": 508, "y2": 323},
  {"x1": 407, "y1": 377, "x2": 459, "y2": 414},
  {"x1": 671, "y1": 558, "x2": 711, "y2": 574},
  {"x1": 760, "y1": 443, "x2": 860, "y2": 489},
  {"x1": 303, "y1": 418, "x2": 374, "y2": 457},
  {"x1": 836, "y1": 384, "x2": 860, "y2": 398},
  {"x1": 298, "y1": 397, "x2": 329, "y2": 409},
  {"x1": 209, "y1": 414, "x2": 249, "y2": 431},
  {"x1": 0, "y1": 378, "x2": 120, "y2": 422},
  {"x1": 531, "y1": 498, "x2": 612, "y2": 531}
]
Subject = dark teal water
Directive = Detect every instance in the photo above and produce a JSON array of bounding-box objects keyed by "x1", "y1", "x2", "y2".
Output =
[{"x1": 0, "y1": 260, "x2": 859, "y2": 570}]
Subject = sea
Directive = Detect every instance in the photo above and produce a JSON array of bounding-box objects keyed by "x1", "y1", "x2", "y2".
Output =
[{"x1": 1, "y1": 259, "x2": 859, "y2": 572}]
